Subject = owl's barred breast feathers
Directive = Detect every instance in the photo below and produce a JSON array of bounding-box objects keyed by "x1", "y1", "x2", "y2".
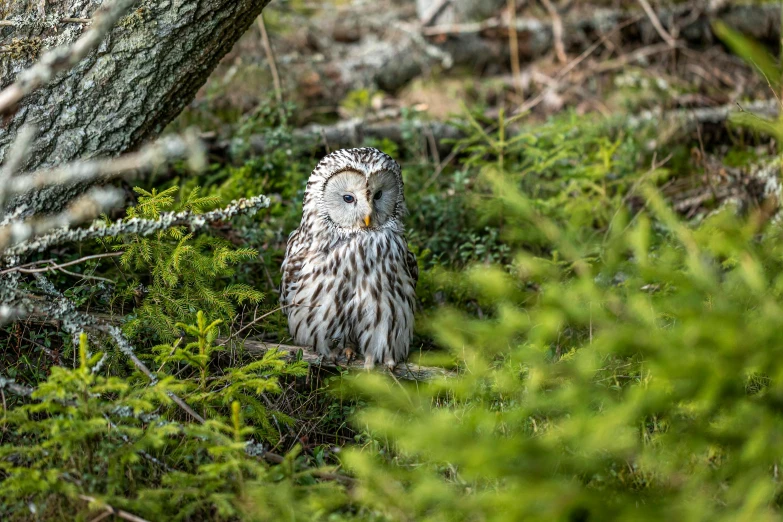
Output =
[{"x1": 280, "y1": 148, "x2": 418, "y2": 369}]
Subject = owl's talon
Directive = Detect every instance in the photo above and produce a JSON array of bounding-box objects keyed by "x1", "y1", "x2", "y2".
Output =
[
  {"x1": 343, "y1": 347, "x2": 355, "y2": 362},
  {"x1": 364, "y1": 354, "x2": 375, "y2": 371},
  {"x1": 384, "y1": 359, "x2": 397, "y2": 371}
]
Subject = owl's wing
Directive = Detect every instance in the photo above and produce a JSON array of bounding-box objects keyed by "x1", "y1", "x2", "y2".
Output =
[
  {"x1": 280, "y1": 227, "x2": 302, "y2": 307},
  {"x1": 405, "y1": 247, "x2": 419, "y2": 287}
]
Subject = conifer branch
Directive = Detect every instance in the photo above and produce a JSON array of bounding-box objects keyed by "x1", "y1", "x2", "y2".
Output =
[{"x1": 30, "y1": 274, "x2": 207, "y2": 424}]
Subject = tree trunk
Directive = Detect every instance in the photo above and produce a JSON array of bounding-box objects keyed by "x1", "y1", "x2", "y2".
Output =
[{"x1": 0, "y1": 0, "x2": 271, "y2": 214}]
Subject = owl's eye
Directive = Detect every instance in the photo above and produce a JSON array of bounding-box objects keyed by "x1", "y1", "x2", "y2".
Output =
[
  {"x1": 343, "y1": 194, "x2": 355, "y2": 204},
  {"x1": 373, "y1": 190, "x2": 383, "y2": 201}
]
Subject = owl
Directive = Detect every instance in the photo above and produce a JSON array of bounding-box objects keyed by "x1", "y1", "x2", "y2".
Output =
[{"x1": 280, "y1": 148, "x2": 418, "y2": 369}]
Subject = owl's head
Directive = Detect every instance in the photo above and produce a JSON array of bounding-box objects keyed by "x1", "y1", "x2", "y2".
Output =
[{"x1": 305, "y1": 148, "x2": 406, "y2": 232}]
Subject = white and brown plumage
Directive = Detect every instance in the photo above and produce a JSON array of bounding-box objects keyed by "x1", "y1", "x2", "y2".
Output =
[{"x1": 280, "y1": 148, "x2": 418, "y2": 369}]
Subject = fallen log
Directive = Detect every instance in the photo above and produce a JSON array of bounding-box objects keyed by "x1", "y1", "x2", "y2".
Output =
[{"x1": 213, "y1": 99, "x2": 780, "y2": 160}]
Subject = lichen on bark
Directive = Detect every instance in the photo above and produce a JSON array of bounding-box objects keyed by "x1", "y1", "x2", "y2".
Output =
[{"x1": 0, "y1": 0, "x2": 271, "y2": 215}]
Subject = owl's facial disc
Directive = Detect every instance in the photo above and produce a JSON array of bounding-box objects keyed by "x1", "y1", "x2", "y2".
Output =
[{"x1": 323, "y1": 169, "x2": 399, "y2": 230}]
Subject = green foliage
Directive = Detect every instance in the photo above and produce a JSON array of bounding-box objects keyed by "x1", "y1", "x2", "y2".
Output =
[
  {"x1": 340, "y1": 88, "x2": 381, "y2": 119},
  {"x1": 0, "y1": 320, "x2": 338, "y2": 521},
  {"x1": 0, "y1": 333, "x2": 182, "y2": 517},
  {"x1": 337, "y1": 113, "x2": 783, "y2": 520},
  {"x1": 713, "y1": 20, "x2": 780, "y2": 90},
  {"x1": 153, "y1": 311, "x2": 308, "y2": 441},
  {"x1": 107, "y1": 186, "x2": 263, "y2": 340},
  {"x1": 7, "y1": 38, "x2": 783, "y2": 517},
  {"x1": 714, "y1": 16, "x2": 783, "y2": 140}
]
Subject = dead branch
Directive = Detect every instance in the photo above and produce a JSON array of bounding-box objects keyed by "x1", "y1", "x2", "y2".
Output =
[
  {"x1": 667, "y1": 156, "x2": 783, "y2": 220},
  {"x1": 2, "y1": 194, "x2": 270, "y2": 258},
  {"x1": 0, "y1": 187, "x2": 124, "y2": 254},
  {"x1": 221, "y1": 117, "x2": 463, "y2": 160},
  {"x1": 28, "y1": 274, "x2": 207, "y2": 424},
  {"x1": 539, "y1": 0, "x2": 566, "y2": 63},
  {"x1": 4, "y1": 134, "x2": 205, "y2": 206},
  {"x1": 637, "y1": 0, "x2": 677, "y2": 48},
  {"x1": 627, "y1": 99, "x2": 779, "y2": 134}
]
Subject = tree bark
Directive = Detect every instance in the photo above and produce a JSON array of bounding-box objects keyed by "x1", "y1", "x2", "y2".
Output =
[{"x1": 0, "y1": 0, "x2": 271, "y2": 214}]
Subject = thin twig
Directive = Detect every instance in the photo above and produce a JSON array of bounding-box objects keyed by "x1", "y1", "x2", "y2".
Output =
[
  {"x1": 507, "y1": 0, "x2": 523, "y2": 96},
  {"x1": 424, "y1": 123, "x2": 441, "y2": 167},
  {"x1": 421, "y1": 143, "x2": 463, "y2": 191},
  {"x1": 257, "y1": 13, "x2": 285, "y2": 121},
  {"x1": 637, "y1": 0, "x2": 677, "y2": 47},
  {"x1": 591, "y1": 42, "x2": 677, "y2": 74},
  {"x1": 55, "y1": 266, "x2": 116, "y2": 284},
  {"x1": 0, "y1": 251, "x2": 123, "y2": 276},
  {"x1": 0, "y1": 18, "x2": 92, "y2": 27},
  {"x1": 61, "y1": 17, "x2": 92, "y2": 24},
  {"x1": 220, "y1": 305, "x2": 292, "y2": 345},
  {"x1": 540, "y1": 0, "x2": 567, "y2": 63}
]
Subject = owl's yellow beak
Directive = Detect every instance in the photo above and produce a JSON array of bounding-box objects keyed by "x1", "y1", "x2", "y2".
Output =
[{"x1": 363, "y1": 215, "x2": 371, "y2": 227}]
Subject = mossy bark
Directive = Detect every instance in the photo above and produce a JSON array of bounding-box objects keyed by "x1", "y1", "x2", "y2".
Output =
[{"x1": 0, "y1": 0, "x2": 271, "y2": 213}]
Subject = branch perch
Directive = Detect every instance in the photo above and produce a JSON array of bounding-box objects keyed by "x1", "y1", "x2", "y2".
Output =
[{"x1": 238, "y1": 339, "x2": 457, "y2": 381}]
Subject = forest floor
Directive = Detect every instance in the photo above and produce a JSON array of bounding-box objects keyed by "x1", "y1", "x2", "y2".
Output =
[
  {"x1": 162, "y1": 0, "x2": 781, "y2": 450},
  {"x1": 7, "y1": 0, "x2": 781, "y2": 453},
  {"x1": 3, "y1": 1, "x2": 783, "y2": 520}
]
